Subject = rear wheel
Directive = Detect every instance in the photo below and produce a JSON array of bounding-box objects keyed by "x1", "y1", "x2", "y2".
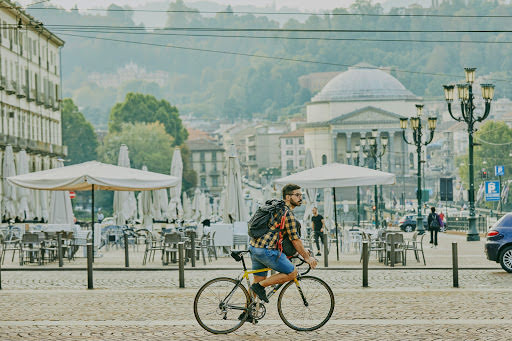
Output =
[
  {"x1": 499, "y1": 246, "x2": 512, "y2": 273},
  {"x1": 194, "y1": 277, "x2": 251, "y2": 334},
  {"x1": 277, "y1": 276, "x2": 334, "y2": 331}
]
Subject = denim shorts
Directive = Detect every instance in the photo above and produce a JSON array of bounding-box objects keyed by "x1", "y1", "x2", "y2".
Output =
[{"x1": 249, "y1": 245, "x2": 295, "y2": 277}]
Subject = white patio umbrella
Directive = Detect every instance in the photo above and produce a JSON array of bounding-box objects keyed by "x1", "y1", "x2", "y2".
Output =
[
  {"x1": 182, "y1": 191, "x2": 192, "y2": 220},
  {"x1": 16, "y1": 150, "x2": 31, "y2": 220},
  {"x1": 302, "y1": 149, "x2": 317, "y2": 228},
  {"x1": 201, "y1": 193, "x2": 212, "y2": 220},
  {"x1": 48, "y1": 159, "x2": 74, "y2": 224},
  {"x1": 139, "y1": 165, "x2": 153, "y2": 226},
  {"x1": 113, "y1": 144, "x2": 137, "y2": 225},
  {"x1": 168, "y1": 147, "x2": 184, "y2": 220},
  {"x1": 8, "y1": 160, "x2": 179, "y2": 252},
  {"x1": 40, "y1": 156, "x2": 51, "y2": 221},
  {"x1": 274, "y1": 162, "x2": 396, "y2": 261},
  {"x1": 223, "y1": 144, "x2": 248, "y2": 223},
  {"x1": 2, "y1": 145, "x2": 17, "y2": 220},
  {"x1": 30, "y1": 155, "x2": 42, "y2": 220},
  {"x1": 152, "y1": 188, "x2": 168, "y2": 221},
  {"x1": 192, "y1": 188, "x2": 202, "y2": 221}
]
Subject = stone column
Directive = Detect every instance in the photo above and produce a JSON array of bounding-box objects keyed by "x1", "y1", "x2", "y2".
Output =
[
  {"x1": 388, "y1": 131, "x2": 395, "y2": 173},
  {"x1": 346, "y1": 132, "x2": 352, "y2": 164},
  {"x1": 332, "y1": 133, "x2": 338, "y2": 163}
]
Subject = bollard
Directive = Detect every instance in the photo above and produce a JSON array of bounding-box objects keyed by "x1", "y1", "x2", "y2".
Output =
[
  {"x1": 362, "y1": 241, "x2": 369, "y2": 287},
  {"x1": 57, "y1": 232, "x2": 63, "y2": 268},
  {"x1": 452, "y1": 242, "x2": 459, "y2": 288},
  {"x1": 0, "y1": 251, "x2": 2, "y2": 290},
  {"x1": 87, "y1": 243, "x2": 93, "y2": 289},
  {"x1": 323, "y1": 233, "x2": 329, "y2": 267},
  {"x1": 178, "y1": 242, "x2": 185, "y2": 288},
  {"x1": 190, "y1": 233, "x2": 196, "y2": 268},
  {"x1": 124, "y1": 233, "x2": 130, "y2": 268}
]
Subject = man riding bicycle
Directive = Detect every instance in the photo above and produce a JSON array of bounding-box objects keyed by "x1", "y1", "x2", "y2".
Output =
[{"x1": 249, "y1": 183, "x2": 318, "y2": 304}]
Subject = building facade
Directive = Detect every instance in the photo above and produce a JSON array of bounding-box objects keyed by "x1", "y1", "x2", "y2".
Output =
[
  {"x1": 0, "y1": 2, "x2": 66, "y2": 221},
  {"x1": 187, "y1": 138, "x2": 225, "y2": 194},
  {"x1": 280, "y1": 129, "x2": 305, "y2": 176},
  {"x1": 246, "y1": 124, "x2": 286, "y2": 179}
]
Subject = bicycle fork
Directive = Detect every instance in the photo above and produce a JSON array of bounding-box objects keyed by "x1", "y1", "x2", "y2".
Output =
[{"x1": 294, "y1": 278, "x2": 309, "y2": 307}]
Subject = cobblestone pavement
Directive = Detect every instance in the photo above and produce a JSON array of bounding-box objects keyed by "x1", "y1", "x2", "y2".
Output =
[{"x1": 1, "y1": 269, "x2": 512, "y2": 340}]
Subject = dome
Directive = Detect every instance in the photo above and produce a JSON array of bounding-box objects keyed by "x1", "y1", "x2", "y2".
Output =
[{"x1": 311, "y1": 64, "x2": 418, "y2": 102}]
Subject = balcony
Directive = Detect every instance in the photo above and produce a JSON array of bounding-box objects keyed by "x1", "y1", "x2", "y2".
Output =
[
  {"x1": 52, "y1": 98, "x2": 60, "y2": 111},
  {"x1": 0, "y1": 76, "x2": 5, "y2": 91},
  {"x1": 6, "y1": 80, "x2": 16, "y2": 95},
  {"x1": 45, "y1": 96, "x2": 54, "y2": 109},
  {"x1": 17, "y1": 84, "x2": 27, "y2": 99}
]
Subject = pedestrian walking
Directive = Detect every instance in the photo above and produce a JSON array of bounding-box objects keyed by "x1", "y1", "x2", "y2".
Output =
[
  {"x1": 311, "y1": 207, "x2": 325, "y2": 256},
  {"x1": 427, "y1": 207, "x2": 442, "y2": 247}
]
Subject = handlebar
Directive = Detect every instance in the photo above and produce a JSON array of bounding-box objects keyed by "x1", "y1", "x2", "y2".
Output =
[{"x1": 291, "y1": 253, "x2": 314, "y2": 276}]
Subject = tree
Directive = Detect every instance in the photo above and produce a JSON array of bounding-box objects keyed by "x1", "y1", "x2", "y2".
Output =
[
  {"x1": 61, "y1": 98, "x2": 98, "y2": 165},
  {"x1": 108, "y1": 93, "x2": 188, "y2": 146}
]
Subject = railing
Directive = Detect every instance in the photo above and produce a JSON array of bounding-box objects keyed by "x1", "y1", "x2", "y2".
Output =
[{"x1": 445, "y1": 216, "x2": 488, "y2": 234}]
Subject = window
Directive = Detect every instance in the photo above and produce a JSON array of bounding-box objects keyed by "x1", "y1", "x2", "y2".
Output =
[
  {"x1": 2, "y1": 21, "x2": 6, "y2": 39},
  {"x1": 200, "y1": 163, "x2": 206, "y2": 172},
  {"x1": 286, "y1": 160, "x2": 294, "y2": 170},
  {"x1": 212, "y1": 151, "x2": 216, "y2": 161},
  {"x1": 286, "y1": 138, "x2": 293, "y2": 145},
  {"x1": 322, "y1": 154, "x2": 327, "y2": 165},
  {"x1": 213, "y1": 163, "x2": 217, "y2": 172},
  {"x1": 249, "y1": 155, "x2": 256, "y2": 161},
  {"x1": 212, "y1": 176, "x2": 218, "y2": 187},
  {"x1": 286, "y1": 150, "x2": 293, "y2": 156},
  {"x1": 299, "y1": 159, "x2": 304, "y2": 167},
  {"x1": 298, "y1": 137, "x2": 304, "y2": 144},
  {"x1": 200, "y1": 151, "x2": 205, "y2": 161},
  {"x1": 298, "y1": 149, "x2": 304, "y2": 155},
  {"x1": 200, "y1": 177, "x2": 207, "y2": 188}
]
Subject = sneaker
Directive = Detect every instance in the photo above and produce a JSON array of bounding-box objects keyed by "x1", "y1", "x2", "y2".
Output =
[
  {"x1": 430, "y1": 245, "x2": 434, "y2": 248},
  {"x1": 250, "y1": 283, "x2": 269, "y2": 303},
  {"x1": 238, "y1": 312, "x2": 257, "y2": 324},
  {"x1": 316, "y1": 252, "x2": 322, "y2": 256}
]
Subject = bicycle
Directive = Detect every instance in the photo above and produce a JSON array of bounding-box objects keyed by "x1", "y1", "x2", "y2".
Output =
[{"x1": 193, "y1": 250, "x2": 335, "y2": 334}]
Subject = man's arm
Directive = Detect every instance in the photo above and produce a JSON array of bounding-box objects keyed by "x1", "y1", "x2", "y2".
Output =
[
  {"x1": 321, "y1": 218, "x2": 325, "y2": 233},
  {"x1": 292, "y1": 239, "x2": 317, "y2": 269}
]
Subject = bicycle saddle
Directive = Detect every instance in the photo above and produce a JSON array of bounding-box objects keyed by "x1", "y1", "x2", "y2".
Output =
[{"x1": 230, "y1": 250, "x2": 250, "y2": 262}]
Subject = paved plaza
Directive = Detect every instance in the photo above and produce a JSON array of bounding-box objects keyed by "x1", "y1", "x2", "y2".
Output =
[{"x1": 1, "y1": 232, "x2": 511, "y2": 340}]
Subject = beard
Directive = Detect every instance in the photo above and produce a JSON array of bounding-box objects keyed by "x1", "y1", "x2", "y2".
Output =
[{"x1": 291, "y1": 198, "x2": 302, "y2": 207}]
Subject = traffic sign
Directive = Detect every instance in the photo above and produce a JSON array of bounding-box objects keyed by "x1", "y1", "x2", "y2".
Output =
[
  {"x1": 69, "y1": 191, "x2": 76, "y2": 199},
  {"x1": 485, "y1": 181, "x2": 500, "y2": 202},
  {"x1": 495, "y1": 165, "x2": 505, "y2": 177}
]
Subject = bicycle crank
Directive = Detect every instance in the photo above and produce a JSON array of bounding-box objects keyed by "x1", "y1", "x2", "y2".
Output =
[{"x1": 248, "y1": 302, "x2": 266, "y2": 320}]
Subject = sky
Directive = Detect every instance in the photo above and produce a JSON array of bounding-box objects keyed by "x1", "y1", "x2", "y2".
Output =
[{"x1": 18, "y1": 0, "x2": 356, "y2": 11}]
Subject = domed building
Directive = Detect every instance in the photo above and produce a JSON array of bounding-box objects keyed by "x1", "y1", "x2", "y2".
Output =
[{"x1": 304, "y1": 63, "x2": 421, "y2": 175}]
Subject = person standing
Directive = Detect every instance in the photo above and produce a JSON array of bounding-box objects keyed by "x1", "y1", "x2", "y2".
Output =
[
  {"x1": 97, "y1": 208, "x2": 104, "y2": 224},
  {"x1": 311, "y1": 207, "x2": 325, "y2": 256},
  {"x1": 427, "y1": 207, "x2": 442, "y2": 247}
]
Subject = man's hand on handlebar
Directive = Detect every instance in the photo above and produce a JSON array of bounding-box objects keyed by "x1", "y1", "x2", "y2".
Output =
[{"x1": 305, "y1": 255, "x2": 318, "y2": 269}]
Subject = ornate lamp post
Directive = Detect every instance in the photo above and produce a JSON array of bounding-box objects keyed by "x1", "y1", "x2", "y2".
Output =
[
  {"x1": 400, "y1": 104, "x2": 437, "y2": 235},
  {"x1": 442, "y1": 68, "x2": 495, "y2": 241},
  {"x1": 350, "y1": 145, "x2": 362, "y2": 226},
  {"x1": 360, "y1": 129, "x2": 388, "y2": 228}
]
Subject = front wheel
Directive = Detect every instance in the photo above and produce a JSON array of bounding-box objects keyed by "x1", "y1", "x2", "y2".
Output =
[
  {"x1": 499, "y1": 246, "x2": 512, "y2": 273},
  {"x1": 277, "y1": 276, "x2": 335, "y2": 331},
  {"x1": 194, "y1": 277, "x2": 251, "y2": 334}
]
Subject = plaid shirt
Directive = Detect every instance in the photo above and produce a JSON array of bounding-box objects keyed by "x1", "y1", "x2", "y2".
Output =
[{"x1": 250, "y1": 204, "x2": 301, "y2": 249}]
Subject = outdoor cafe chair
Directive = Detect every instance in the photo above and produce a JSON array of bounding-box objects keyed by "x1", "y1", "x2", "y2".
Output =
[
  {"x1": 162, "y1": 232, "x2": 183, "y2": 265},
  {"x1": 405, "y1": 232, "x2": 426, "y2": 265},
  {"x1": 207, "y1": 231, "x2": 217, "y2": 261},
  {"x1": 384, "y1": 233, "x2": 406, "y2": 266},
  {"x1": 1, "y1": 226, "x2": 21, "y2": 265},
  {"x1": 360, "y1": 231, "x2": 385, "y2": 262},
  {"x1": 19, "y1": 233, "x2": 42, "y2": 265}
]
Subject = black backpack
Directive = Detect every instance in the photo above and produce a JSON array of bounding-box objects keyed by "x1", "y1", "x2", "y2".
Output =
[
  {"x1": 248, "y1": 199, "x2": 286, "y2": 239},
  {"x1": 430, "y1": 213, "x2": 441, "y2": 228}
]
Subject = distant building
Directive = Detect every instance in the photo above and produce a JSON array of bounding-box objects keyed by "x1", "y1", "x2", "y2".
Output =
[
  {"x1": 186, "y1": 138, "x2": 225, "y2": 194},
  {"x1": 88, "y1": 62, "x2": 169, "y2": 87},
  {"x1": 280, "y1": 129, "x2": 305, "y2": 176},
  {"x1": 246, "y1": 124, "x2": 287, "y2": 179}
]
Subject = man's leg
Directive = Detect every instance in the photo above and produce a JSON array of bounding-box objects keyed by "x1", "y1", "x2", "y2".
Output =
[
  {"x1": 430, "y1": 229, "x2": 434, "y2": 244},
  {"x1": 259, "y1": 268, "x2": 298, "y2": 287},
  {"x1": 434, "y1": 229, "x2": 438, "y2": 246},
  {"x1": 314, "y1": 232, "x2": 321, "y2": 252},
  {"x1": 253, "y1": 275, "x2": 266, "y2": 284}
]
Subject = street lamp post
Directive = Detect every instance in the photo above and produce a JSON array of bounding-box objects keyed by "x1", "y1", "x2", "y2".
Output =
[
  {"x1": 360, "y1": 129, "x2": 388, "y2": 228},
  {"x1": 400, "y1": 104, "x2": 437, "y2": 235},
  {"x1": 442, "y1": 68, "x2": 495, "y2": 241},
  {"x1": 350, "y1": 146, "x2": 362, "y2": 226}
]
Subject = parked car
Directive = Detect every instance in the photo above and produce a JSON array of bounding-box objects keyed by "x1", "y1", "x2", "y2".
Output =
[
  {"x1": 485, "y1": 213, "x2": 512, "y2": 273},
  {"x1": 398, "y1": 214, "x2": 447, "y2": 232}
]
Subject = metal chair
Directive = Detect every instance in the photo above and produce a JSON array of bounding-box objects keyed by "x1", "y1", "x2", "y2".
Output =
[
  {"x1": 19, "y1": 233, "x2": 42, "y2": 265},
  {"x1": 405, "y1": 232, "x2": 426, "y2": 265},
  {"x1": 1, "y1": 226, "x2": 21, "y2": 265},
  {"x1": 162, "y1": 232, "x2": 182, "y2": 265},
  {"x1": 384, "y1": 233, "x2": 406, "y2": 266}
]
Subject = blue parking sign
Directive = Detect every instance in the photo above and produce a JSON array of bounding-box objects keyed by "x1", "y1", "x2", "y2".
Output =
[
  {"x1": 495, "y1": 165, "x2": 505, "y2": 177},
  {"x1": 485, "y1": 181, "x2": 500, "y2": 202}
]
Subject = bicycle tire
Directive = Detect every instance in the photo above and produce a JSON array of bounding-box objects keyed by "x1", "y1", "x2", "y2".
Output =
[
  {"x1": 277, "y1": 275, "x2": 335, "y2": 331},
  {"x1": 194, "y1": 277, "x2": 251, "y2": 334}
]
